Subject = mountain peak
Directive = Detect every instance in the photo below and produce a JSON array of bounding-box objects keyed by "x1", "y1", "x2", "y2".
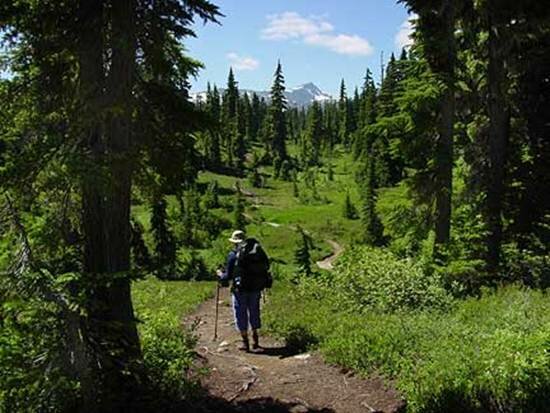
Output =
[{"x1": 191, "y1": 82, "x2": 333, "y2": 107}]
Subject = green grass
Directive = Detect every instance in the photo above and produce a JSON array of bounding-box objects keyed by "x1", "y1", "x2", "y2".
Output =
[
  {"x1": 194, "y1": 149, "x2": 366, "y2": 267},
  {"x1": 132, "y1": 278, "x2": 216, "y2": 403},
  {"x1": 133, "y1": 277, "x2": 215, "y2": 319},
  {"x1": 264, "y1": 279, "x2": 550, "y2": 413}
]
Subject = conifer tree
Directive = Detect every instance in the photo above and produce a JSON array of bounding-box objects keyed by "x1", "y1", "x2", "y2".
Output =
[
  {"x1": 269, "y1": 61, "x2": 288, "y2": 162},
  {"x1": 305, "y1": 101, "x2": 324, "y2": 165},
  {"x1": 151, "y1": 197, "x2": 177, "y2": 274},
  {"x1": 130, "y1": 218, "x2": 152, "y2": 270},
  {"x1": 204, "y1": 180, "x2": 220, "y2": 209},
  {"x1": 400, "y1": 0, "x2": 456, "y2": 255},
  {"x1": 294, "y1": 226, "x2": 313, "y2": 276},
  {"x1": 250, "y1": 93, "x2": 262, "y2": 142},
  {"x1": 223, "y1": 67, "x2": 239, "y2": 119},
  {"x1": 233, "y1": 103, "x2": 246, "y2": 169},
  {"x1": 360, "y1": 159, "x2": 384, "y2": 245},
  {"x1": 343, "y1": 192, "x2": 357, "y2": 220},
  {"x1": 338, "y1": 79, "x2": 351, "y2": 147},
  {"x1": 222, "y1": 68, "x2": 240, "y2": 165},
  {"x1": 205, "y1": 83, "x2": 221, "y2": 164}
]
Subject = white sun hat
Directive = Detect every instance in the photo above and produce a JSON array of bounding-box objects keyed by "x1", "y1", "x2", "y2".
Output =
[{"x1": 228, "y1": 230, "x2": 246, "y2": 243}]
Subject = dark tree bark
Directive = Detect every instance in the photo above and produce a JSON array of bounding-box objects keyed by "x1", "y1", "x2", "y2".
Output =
[
  {"x1": 104, "y1": 0, "x2": 140, "y2": 360},
  {"x1": 77, "y1": 1, "x2": 105, "y2": 411},
  {"x1": 79, "y1": 0, "x2": 141, "y2": 409},
  {"x1": 485, "y1": 1, "x2": 509, "y2": 271}
]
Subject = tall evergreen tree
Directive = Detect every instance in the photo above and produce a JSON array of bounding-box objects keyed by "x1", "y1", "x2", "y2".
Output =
[
  {"x1": 250, "y1": 92, "x2": 262, "y2": 142},
  {"x1": 151, "y1": 196, "x2": 177, "y2": 274},
  {"x1": 0, "y1": 0, "x2": 220, "y2": 408},
  {"x1": 304, "y1": 101, "x2": 324, "y2": 165},
  {"x1": 269, "y1": 61, "x2": 288, "y2": 163},
  {"x1": 294, "y1": 226, "x2": 313, "y2": 276},
  {"x1": 222, "y1": 68, "x2": 240, "y2": 165},
  {"x1": 360, "y1": 158, "x2": 384, "y2": 245},
  {"x1": 205, "y1": 82, "x2": 221, "y2": 164},
  {"x1": 338, "y1": 79, "x2": 351, "y2": 147}
]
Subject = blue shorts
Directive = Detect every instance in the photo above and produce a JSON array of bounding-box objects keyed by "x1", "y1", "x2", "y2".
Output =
[{"x1": 232, "y1": 290, "x2": 261, "y2": 332}]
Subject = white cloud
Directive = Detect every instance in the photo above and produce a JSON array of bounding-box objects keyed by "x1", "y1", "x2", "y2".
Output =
[
  {"x1": 226, "y1": 52, "x2": 260, "y2": 71},
  {"x1": 395, "y1": 14, "x2": 417, "y2": 50},
  {"x1": 262, "y1": 12, "x2": 373, "y2": 57}
]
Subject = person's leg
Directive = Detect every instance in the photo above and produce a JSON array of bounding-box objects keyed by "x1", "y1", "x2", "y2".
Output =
[
  {"x1": 248, "y1": 291, "x2": 261, "y2": 349},
  {"x1": 232, "y1": 291, "x2": 249, "y2": 351}
]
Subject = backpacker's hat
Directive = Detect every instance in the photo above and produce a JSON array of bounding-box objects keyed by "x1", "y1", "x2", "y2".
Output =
[{"x1": 229, "y1": 230, "x2": 246, "y2": 243}]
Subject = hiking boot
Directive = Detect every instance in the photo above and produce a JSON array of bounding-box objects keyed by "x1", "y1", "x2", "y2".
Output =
[
  {"x1": 239, "y1": 338, "x2": 250, "y2": 352},
  {"x1": 252, "y1": 331, "x2": 260, "y2": 350}
]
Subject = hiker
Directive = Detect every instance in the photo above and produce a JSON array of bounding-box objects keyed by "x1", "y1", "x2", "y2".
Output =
[{"x1": 217, "y1": 230, "x2": 271, "y2": 352}]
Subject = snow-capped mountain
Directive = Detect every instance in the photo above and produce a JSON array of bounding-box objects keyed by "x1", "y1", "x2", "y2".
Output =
[
  {"x1": 191, "y1": 82, "x2": 333, "y2": 108},
  {"x1": 287, "y1": 82, "x2": 333, "y2": 107}
]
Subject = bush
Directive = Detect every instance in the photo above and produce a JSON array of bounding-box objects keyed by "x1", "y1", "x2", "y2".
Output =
[
  {"x1": 265, "y1": 281, "x2": 550, "y2": 413},
  {"x1": 140, "y1": 311, "x2": 200, "y2": 401},
  {"x1": 502, "y1": 241, "x2": 550, "y2": 289},
  {"x1": 0, "y1": 296, "x2": 79, "y2": 413},
  {"x1": 309, "y1": 247, "x2": 452, "y2": 313},
  {"x1": 133, "y1": 278, "x2": 215, "y2": 407}
]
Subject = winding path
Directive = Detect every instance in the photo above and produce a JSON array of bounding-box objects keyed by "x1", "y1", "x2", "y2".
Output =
[
  {"x1": 315, "y1": 240, "x2": 344, "y2": 271},
  {"x1": 185, "y1": 288, "x2": 404, "y2": 413}
]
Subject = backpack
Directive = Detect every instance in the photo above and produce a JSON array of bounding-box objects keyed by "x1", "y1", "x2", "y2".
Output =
[{"x1": 235, "y1": 238, "x2": 272, "y2": 291}]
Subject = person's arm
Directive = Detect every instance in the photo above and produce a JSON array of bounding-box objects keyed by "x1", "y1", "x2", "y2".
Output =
[{"x1": 218, "y1": 251, "x2": 237, "y2": 282}]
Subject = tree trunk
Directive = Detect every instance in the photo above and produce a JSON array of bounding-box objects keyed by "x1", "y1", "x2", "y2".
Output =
[
  {"x1": 103, "y1": 0, "x2": 141, "y2": 377},
  {"x1": 433, "y1": 0, "x2": 455, "y2": 253},
  {"x1": 77, "y1": 1, "x2": 105, "y2": 411},
  {"x1": 79, "y1": 0, "x2": 141, "y2": 409},
  {"x1": 485, "y1": 2, "x2": 509, "y2": 271}
]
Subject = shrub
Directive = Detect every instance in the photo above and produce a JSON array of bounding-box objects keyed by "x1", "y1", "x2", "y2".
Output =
[
  {"x1": 265, "y1": 281, "x2": 550, "y2": 413},
  {"x1": 313, "y1": 247, "x2": 453, "y2": 313},
  {"x1": 140, "y1": 311, "x2": 200, "y2": 401}
]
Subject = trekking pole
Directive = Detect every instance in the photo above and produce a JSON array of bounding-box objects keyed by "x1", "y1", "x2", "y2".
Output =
[{"x1": 213, "y1": 281, "x2": 220, "y2": 341}]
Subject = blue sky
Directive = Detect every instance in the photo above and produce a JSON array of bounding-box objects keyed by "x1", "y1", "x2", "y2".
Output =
[{"x1": 187, "y1": 0, "x2": 413, "y2": 96}]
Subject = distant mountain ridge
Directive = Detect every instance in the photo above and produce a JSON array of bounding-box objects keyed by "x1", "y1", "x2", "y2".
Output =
[{"x1": 191, "y1": 82, "x2": 333, "y2": 108}]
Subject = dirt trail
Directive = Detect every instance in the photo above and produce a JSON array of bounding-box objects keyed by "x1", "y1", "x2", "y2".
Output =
[
  {"x1": 185, "y1": 288, "x2": 404, "y2": 413},
  {"x1": 315, "y1": 240, "x2": 344, "y2": 271}
]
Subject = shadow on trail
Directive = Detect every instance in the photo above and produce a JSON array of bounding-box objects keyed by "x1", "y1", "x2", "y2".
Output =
[
  {"x1": 254, "y1": 345, "x2": 302, "y2": 359},
  {"x1": 191, "y1": 395, "x2": 336, "y2": 413}
]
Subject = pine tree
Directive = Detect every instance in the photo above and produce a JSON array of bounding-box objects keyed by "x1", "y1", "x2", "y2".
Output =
[
  {"x1": 343, "y1": 192, "x2": 357, "y2": 220},
  {"x1": 130, "y1": 218, "x2": 152, "y2": 270},
  {"x1": 250, "y1": 92, "x2": 262, "y2": 142},
  {"x1": 205, "y1": 83, "x2": 221, "y2": 165},
  {"x1": 151, "y1": 196, "x2": 177, "y2": 273},
  {"x1": 305, "y1": 101, "x2": 324, "y2": 165},
  {"x1": 269, "y1": 61, "x2": 288, "y2": 161},
  {"x1": 233, "y1": 102, "x2": 246, "y2": 169},
  {"x1": 338, "y1": 79, "x2": 351, "y2": 146},
  {"x1": 400, "y1": 0, "x2": 456, "y2": 256},
  {"x1": 222, "y1": 68, "x2": 240, "y2": 165},
  {"x1": 204, "y1": 180, "x2": 220, "y2": 209},
  {"x1": 294, "y1": 226, "x2": 313, "y2": 276},
  {"x1": 0, "y1": 0, "x2": 221, "y2": 407},
  {"x1": 223, "y1": 67, "x2": 239, "y2": 118},
  {"x1": 360, "y1": 159, "x2": 384, "y2": 245}
]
